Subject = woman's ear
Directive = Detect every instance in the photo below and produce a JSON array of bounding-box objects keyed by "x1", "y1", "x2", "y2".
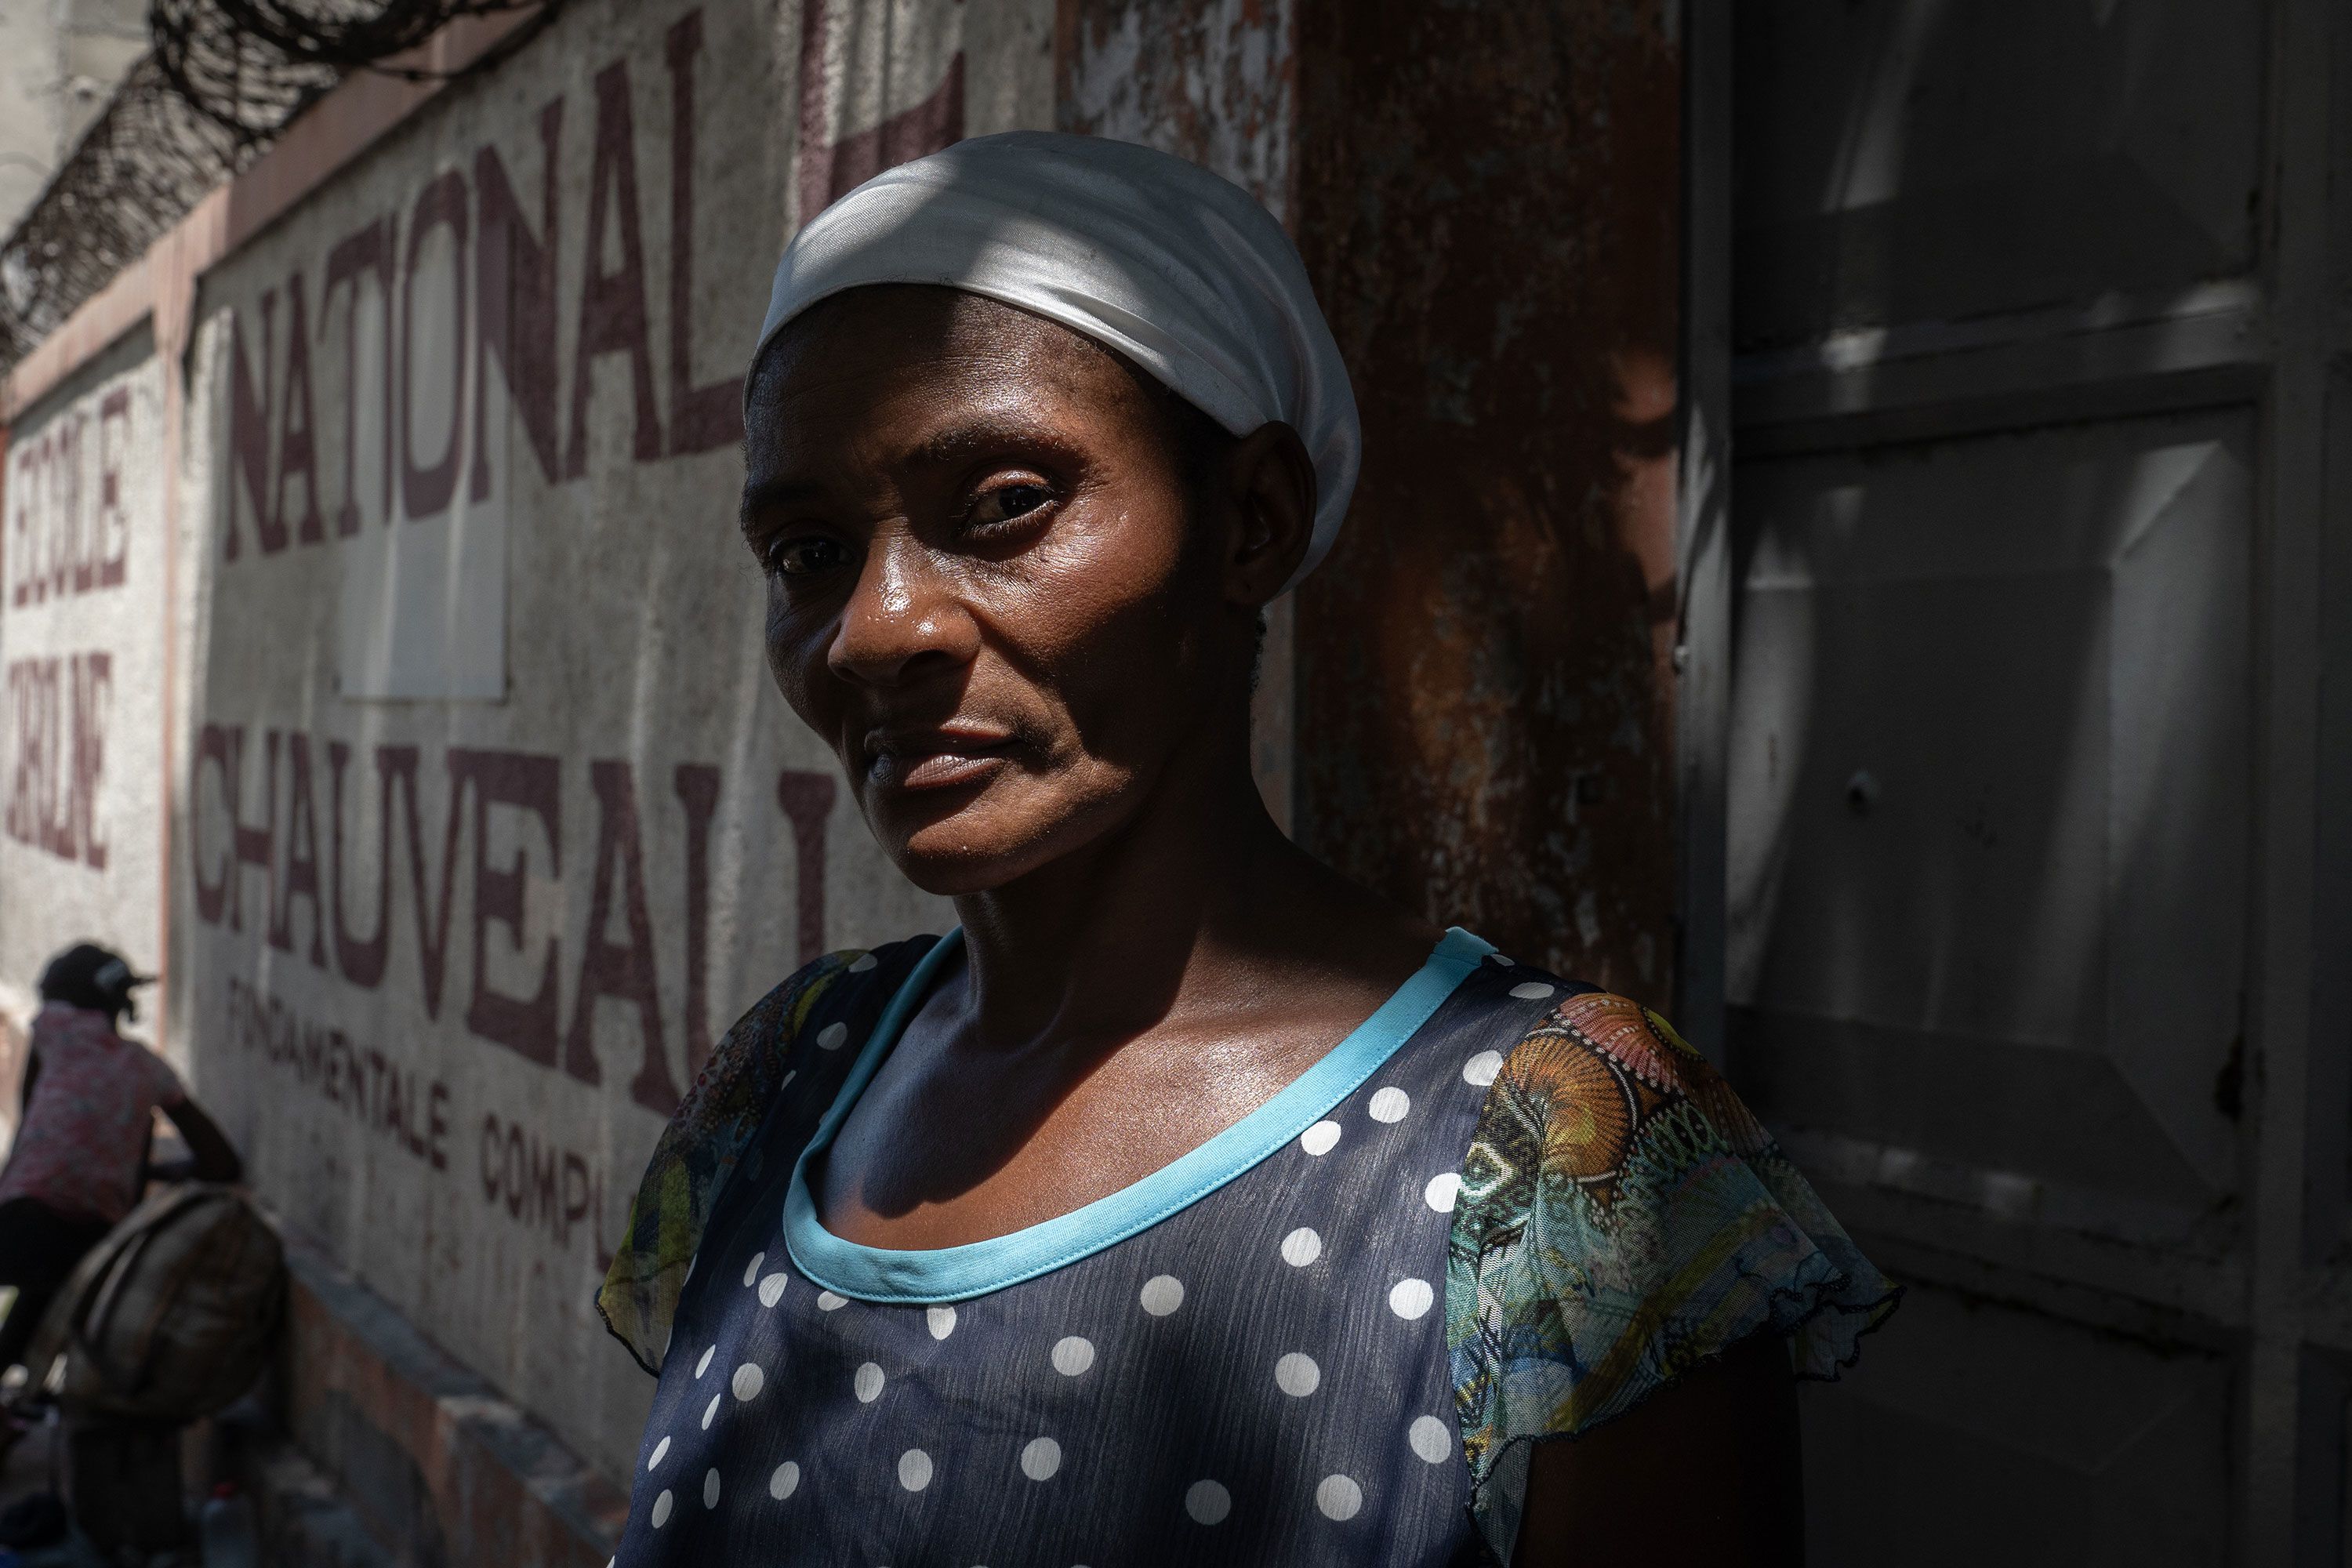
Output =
[{"x1": 1221, "y1": 422, "x2": 1317, "y2": 607}]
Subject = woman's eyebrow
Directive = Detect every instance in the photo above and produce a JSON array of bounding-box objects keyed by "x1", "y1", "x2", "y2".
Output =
[
  {"x1": 739, "y1": 477, "x2": 823, "y2": 526},
  {"x1": 740, "y1": 418, "x2": 1080, "y2": 528},
  {"x1": 908, "y1": 416, "x2": 1072, "y2": 469}
]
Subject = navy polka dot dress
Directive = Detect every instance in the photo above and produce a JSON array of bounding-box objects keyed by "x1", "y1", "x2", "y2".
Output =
[{"x1": 614, "y1": 928, "x2": 1570, "y2": 1566}]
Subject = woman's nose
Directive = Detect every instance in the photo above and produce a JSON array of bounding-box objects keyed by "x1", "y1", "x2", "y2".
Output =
[{"x1": 826, "y1": 530, "x2": 981, "y2": 687}]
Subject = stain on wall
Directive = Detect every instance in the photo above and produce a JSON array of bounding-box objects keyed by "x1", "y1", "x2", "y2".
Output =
[{"x1": 1290, "y1": 0, "x2": 1683, "y2": 1004}]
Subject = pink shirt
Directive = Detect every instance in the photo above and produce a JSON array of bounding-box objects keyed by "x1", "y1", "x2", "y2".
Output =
[{"x1": 0, "y1": 1003, "x2": 185, "y2": 1225}]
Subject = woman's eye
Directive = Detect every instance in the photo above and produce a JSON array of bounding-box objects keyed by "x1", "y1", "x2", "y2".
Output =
[
  {"x1": 968, "y1": 482, "x2": 1054, "y2": 529},
  {"x1": 764, "y1": 535, "x2": 848, "y2": 578}
]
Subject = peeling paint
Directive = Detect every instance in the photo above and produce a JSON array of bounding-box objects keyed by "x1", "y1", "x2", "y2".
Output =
[{"x1": 1058, "y1": 0, "x2": 1296, "y2": 220}]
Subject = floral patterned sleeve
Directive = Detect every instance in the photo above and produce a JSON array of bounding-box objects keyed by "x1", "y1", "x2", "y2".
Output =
[
  {"x1": 1445, "y1": 991, "x2": 1900, "y2": 1563},
  {"x1": 596, "y1": 950, "x2": 866, "y2": 1374}
]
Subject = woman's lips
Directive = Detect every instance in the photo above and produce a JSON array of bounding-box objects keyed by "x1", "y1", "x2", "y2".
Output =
[{"x1": 866, "y1": 730, "x2": 1017, "y2": 791}]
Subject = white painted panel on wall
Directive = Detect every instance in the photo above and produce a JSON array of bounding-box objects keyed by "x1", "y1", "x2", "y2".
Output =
[{"x1": 336, "y1": 200, "x2": 508, "y2": 701}]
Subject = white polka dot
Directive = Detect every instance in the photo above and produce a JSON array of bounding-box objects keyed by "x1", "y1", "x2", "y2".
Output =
[
  {"x1": 1139, "y1": 1275, "x2": 1185, "y2": 1316},
  {"x1": 732, "y1": 1363, "x2": 764, "y2": 1401},
  {"x1": 650, "y1": 1489, "x2": 673, "y2": 1528},
  {"x1": 817, "y1": 1022, "x2": 849, "y2": 1050},
  {"x1": 1425, "y1": 1172, "x2": 1462, "y2": 1213},
  {"x1": 1021, "y1": 1436, "x2": 1062, "y2": 1481},
  {"x1": 742, "y1": 1252, "x2": 765, "y2": 1287},
  {"x1": 1369, "y1": 1087, "x2": 1411, "y2": 1123},
  {"x1": 1389, "y1": 1278, "x2": 1435, "y2": 1319},
  {"x1": 855, "y1": 1362, "x2": 886, "y2": 1402},
  {"x1": 647, "y1": 1436, "x2": 670, "y2": 1471},
  {"x1": 1463, "y1": 1051, "x2": 1504, "y2": 1088},
  {"x1": 703, "y1": 1468, "x2": 721, "y2": 1508},
  {"x1": 781, "y1": 1069, "x2": 796, "y2": 1089},
  {"x1": 1485, "y1": 952, "x2": 1515, "y2": 967},
  {"x1": 1316, "y1": 1474, "x2": 1363, "y2": 1521},
  {"x1": 1280, "y1": 1228, "x2": 1323, "y2": 1267},
  {"x1": 1051, "y1": 1336, "x2": 1095, "y2": 1376},
  {"x1": 927, "y1": 1305, "x2": 957, "y2": 1340},
  {"x1": 898, "y1": 1449, "x2": 933, "y2": 1491},
  {"x1": 1409, "y1": 1414, "x2": 1453, "y2": 1465},
  {"x1": 769, "y1": 1460, "x2": 800, "y2": 1500},
  {"x1": 1185, "y1": 1479, "x2": 1231, "y2": 1525},
  {"x1": 848, "y1": 953, "x2": 878, "y2": 973},
  {"x1": 1274, "y1": 1352, "x2": 1320, "y2": 1397},
  {"x1": 758, "y1": 1273, "x2": 789, "y2": 1308},
  {"x1": 700, "y1": 1392, "x2": 720, "y2": 1429},
  {"x1": 682, "y1": 1253, "x2": 698, "y2": 1283},
  {"x1": 1300, "y1": 1120, "x2": 1342, "y2": 1156},
  {"x1": 817, "y1": 1290, "x2": 848, "y2": 1311},
  {"x1": 1511, "y1": 981, "x2": 1555, "y2": 1001},
  {"x1": 693, "y1": 1345, "x2": 714, "y2": 1379}
]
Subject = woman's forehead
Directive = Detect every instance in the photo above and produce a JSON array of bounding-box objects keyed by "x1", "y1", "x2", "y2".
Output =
[
  {"x1": 747, "y1": 288, "x2": 1161, "y2": 459},
  {"x1": 760, "y1": 289, "x2": 1115, "y2": 399}
]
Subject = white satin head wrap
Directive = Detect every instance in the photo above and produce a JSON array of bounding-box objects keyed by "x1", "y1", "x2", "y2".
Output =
[{"x1": 750, "y1": 132, "x2": 1359, "y2": 591}]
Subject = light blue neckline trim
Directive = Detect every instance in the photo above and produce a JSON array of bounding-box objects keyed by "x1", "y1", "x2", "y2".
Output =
[{"x1": 782, "y1": 925, "x2": 1495, "y2": 1304}]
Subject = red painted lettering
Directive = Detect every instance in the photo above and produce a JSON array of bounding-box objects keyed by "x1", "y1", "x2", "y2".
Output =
[
  {"x1": 225, "y1": 289, "x2": 285, "y2": 559},
  {"x1": 323, "y1": 216, "x2": 396, "y2": 535},
  {"x1": 474, "y1": 100, "x2": 564, "y2": 495},
  {"x1": 272, "y1": 731, "x2": 328, "y2": 967},
  {"x1": 572, "y1": 760, "x2": 670, "y2": 1110},
  {"x1": 566, "y1": 62, "x2": 662, "y2": 475},
  {"x1": 399, "y1": 170, "x2": 470, "y2": 521},
  {"x1": 278, "y1": 271, "x2": 325, "y2": 545},
  {"x1": 458, "y1": 749, "x2": 563, "y2": 1064},
  {"x1": 777, "y1": 769, "x2": 836, "y2": 964},
  {"x1": 663, "y1": 11, "x2": 742, "y2": 456},
  {"x1": 795, "y1": 0, "x2": 964, "y2": 226},
  {"x1": 674, "y1": 762, "x2": 720, "y2": 1079}
]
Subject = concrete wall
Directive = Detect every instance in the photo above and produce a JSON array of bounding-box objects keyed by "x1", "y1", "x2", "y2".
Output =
[
  {"x1": 0, "y1": 0, "x2": 149, "y2": 235},
  {"x1": 156, "y1": 0, "x2": 1049, "y2": 1483},
  {"x1": 0, "y1": 323, "x2": 169, "y2": 1122}
]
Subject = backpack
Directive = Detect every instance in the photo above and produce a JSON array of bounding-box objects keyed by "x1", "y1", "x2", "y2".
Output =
[{"x1": 21, "y1": 1185, "x2": 286, "y2": 1422}]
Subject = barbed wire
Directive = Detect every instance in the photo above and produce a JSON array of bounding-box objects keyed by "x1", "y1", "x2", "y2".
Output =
[
  {"x1": 0, "y1": 60, "x2": 249, "y2": 372},
  {"x1": 151, "y1": 0, "x2": 564, "y2": 142},
  {"x1": 1, "y1": 1, "x2": 562, "y2": 377}
]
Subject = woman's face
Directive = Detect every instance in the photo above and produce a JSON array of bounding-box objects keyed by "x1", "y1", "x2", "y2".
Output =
[{"x1": 742, "y1": 288, "x2": 1271, "y2": 895}]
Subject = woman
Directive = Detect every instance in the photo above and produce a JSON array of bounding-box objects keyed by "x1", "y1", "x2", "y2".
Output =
[{"x1": 600, "y1": 132, "x2": 1895, "y2": 1566}]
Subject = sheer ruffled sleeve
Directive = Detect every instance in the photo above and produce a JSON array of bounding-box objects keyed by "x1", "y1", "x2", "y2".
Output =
[
  {"x1": 595, "y1": 950, "x2": 865, "y2": 1374},
  {"x1": 1445, "y1": 991, "x2": 1900, "y2": 1563}
]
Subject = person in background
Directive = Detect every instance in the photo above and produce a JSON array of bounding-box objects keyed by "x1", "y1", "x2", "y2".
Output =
[{"x1": 0, "y1": 943, "x2": 241, "y2": 1374}]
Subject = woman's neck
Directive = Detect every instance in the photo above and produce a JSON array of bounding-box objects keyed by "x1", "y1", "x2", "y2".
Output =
[{"x1": 943, "y1": 746, "x2": 1428, "y2": 1055}]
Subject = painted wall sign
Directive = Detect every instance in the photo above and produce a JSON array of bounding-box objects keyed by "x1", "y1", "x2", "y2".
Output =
[
  {"x1": 161, "y1": 0, "x2": 1051, "y2": 1482},
  {"x1": 0, "y1": 338, "x2": 168, "y2": 1059}
]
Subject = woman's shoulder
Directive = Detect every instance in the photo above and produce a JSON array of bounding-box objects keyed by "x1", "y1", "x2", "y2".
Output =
[
  {"x1": 1452, "y1": 983, "x2": 1891, "y2": 1338},
  {"x1": 713, "y1": 937, "x2": 935, "y2": 1073},
  {"x1": 1446, "y1": 982, "x2": 1901, "y2": 1560},
  {"x1": 596, "y1": 934, "x2": 942, "y2": 1374},
  {"x1": 1469, "y1": 988, "x2": 1774, "y2": 1177}
]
